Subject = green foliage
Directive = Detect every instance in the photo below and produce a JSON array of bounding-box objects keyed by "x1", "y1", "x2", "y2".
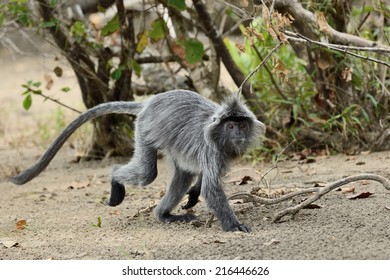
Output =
[
  {"x1": 5, "y1": 0, "x2": 31, "y2": 26},
  {"x1": 21, "y1": 80, "x2": 43, "y2": 111},
  {"x1": 184, "y1": 38, "x2": 204, "y2": 64},
  {"x1": 149, "y1": 18, "x2": 167, "y2": 41},
  {"x1": 0, "y1": 12, "x2": 4, "y2": 27},
  {"x1": 168, "y1": 0, "x2": 186, "y2": 11},
  {"x1": 225, "y1": 19, "x2": 316, "y2": 127},
  {"x1": 136, "y1": 30, "x2": 149, "y2": 54},
  {"x1": 130, "y1": 59, "x2": 142, "y2": 77},
  {"x1": 101, "y1": 15, "x2": 119, "y2": 36},
  {"x1": 92, "y1": 216, "x2": 102, "y2": 228},
  {"x1": 225, "y1": 12, "x2": 388, "y2": 155},
  {"x1": 70, "y1": 21, "x2": 87, "y2": 43},
  {"x1": 111, "y1": 65, "x2": 125, "y2": 81}
]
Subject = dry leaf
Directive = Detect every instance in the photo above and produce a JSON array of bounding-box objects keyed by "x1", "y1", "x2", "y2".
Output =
[
  {"x1": 171, "y1": 41, "x2": 187, "y2": 66},
  {"x1": 109, "y1": 209, "x2": 121, "y2": 216},
  {"x1": 68, "y1": 181, "x2": 91, "y2": 189},
  {"x1": 228, "y1": 175, "x2": 253, "y2": 185},
  {"x1": 53, "y1": 66, "x2": 63, "y2": 77},
  {"x1": 263, "y1": 239, "x2": 280, "y2": 246},
  {"x1": 235, "y1": 42, "x2": 245, "y2": 54},
  {"x1": 246, "y1": 27, "x2": 265, "y2": 41},
  {"x1": 341, "y1": 67, "x2": 353, "y2": 82},
  {"x1": 303, "y1": 203, "x2": 323, "y2": 209},
  {"x1": 1, "y1": 240, "x2": 19, "y2": 248},
  {"x1": 190, "y1": 220, "x2": 204, "y2": 228},
  {"x1": 44, "y1": 73, "x2": 54, "y2": 90},
  {"x1": 16, "y1": 219, "x2": 27, "y2": 230},
  {"x1": 347, "y1": 192, "x2": 373, "y2": 200},
  {"x1": 385, "y1": 206, "x2": 390, "y2": 211},
  {"x1": 236, "y1": 175, "x2": 253, "y2": 185},
  {"x1": 318, "y1": 57, "x2": 332, "y2": 70},
  {"x1": 271, "y1": 58, "x2": 289, "y2": 82},
  {"x1": 240, "y1": 0, "x2": 249, "y2": 8},
  {"x1": 316, "y1": 12, "x2": 329, "y2": 33},
  {"x1": 341, "y1": 186, "x2": 355, "y2": 194}
]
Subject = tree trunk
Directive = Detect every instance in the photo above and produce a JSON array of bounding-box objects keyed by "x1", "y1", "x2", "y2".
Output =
[{"x1": 37, "y1": 0, "x2": 136, "y2": 159}]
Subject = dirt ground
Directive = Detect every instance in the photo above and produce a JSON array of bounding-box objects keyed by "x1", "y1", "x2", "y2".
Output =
[{"x1": 1, "y1": 50, "x2": 390, "y2": 260}]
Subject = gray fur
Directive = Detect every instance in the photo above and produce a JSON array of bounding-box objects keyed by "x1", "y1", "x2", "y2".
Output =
[{"x1": 10, "y1": 90, "x2": 265, "y2": 232}]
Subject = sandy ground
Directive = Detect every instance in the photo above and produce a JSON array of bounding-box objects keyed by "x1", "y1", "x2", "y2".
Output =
[{"x1": 1, "y1": 50, "x2": 390, "y2": 260}]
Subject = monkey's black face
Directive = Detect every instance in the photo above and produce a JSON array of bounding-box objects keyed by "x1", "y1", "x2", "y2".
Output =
[{"x1": 222, "y1": 120, "x2": 251, "y2": 157}]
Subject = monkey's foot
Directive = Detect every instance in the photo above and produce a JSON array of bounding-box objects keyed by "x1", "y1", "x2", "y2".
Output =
[
  {"x1": 182, "y1": 185, "x2": 201, "y2": 209},
  {"x1": 182, "y1": 197, "x2": 199, "y2": 210},
  {"x1": 225, "y1": 223, "x2": 251, "y2": 233},
  {"x1": 160, "y1": 213, "x2": 197, "y2": 223},
  {"x1": 106, "y1": 180, "x2": 126, "y2": 206}
]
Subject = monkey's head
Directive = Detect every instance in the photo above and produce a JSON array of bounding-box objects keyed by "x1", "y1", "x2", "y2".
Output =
[{"x1": 206, "y1": 96, "x2": 266, "y2": 158}]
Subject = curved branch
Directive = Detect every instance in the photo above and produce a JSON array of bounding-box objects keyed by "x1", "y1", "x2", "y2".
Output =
[
  {"x1": 272, "y1": 173, "x2": 390, "y2": 222},
  {"x1": 274, "y1": 0, "x2": 390, "y2": 56},
  {"x1": 229, "y1": 173, "x2": 390, "y2": 223}
]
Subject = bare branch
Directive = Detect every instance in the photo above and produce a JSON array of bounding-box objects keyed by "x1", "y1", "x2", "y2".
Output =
[
  {"x1": 229, "y1": 173, "x2": 390, "y2": 224},
  {"x1": 24, "y1": 85, "x2": 82, "y2": 114},
  {"x1": 285, "y1": 31, "x2": 390, "y2": 68},
  {"x1": 238, "y1": 41, "x2": 283, "y2": 95},
  {"x1": 272, "y1": 173, "x2": 390, "y2": 222},
  {"x1": 274, "y1": 0, "x2": 390, "y2": 55}
]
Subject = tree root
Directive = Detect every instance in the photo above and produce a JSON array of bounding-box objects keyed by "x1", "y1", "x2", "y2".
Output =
[{"x1": 228, "y1": 173, "x2": 390, "y2": 223}]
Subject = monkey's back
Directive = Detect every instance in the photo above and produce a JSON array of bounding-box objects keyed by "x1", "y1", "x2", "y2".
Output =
[{"x1": 137, "y1": 90, "x2": 217, "y2": 171}]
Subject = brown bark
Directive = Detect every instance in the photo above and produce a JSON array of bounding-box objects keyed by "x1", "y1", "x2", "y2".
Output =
[{"x1": 37, "y1": 0, "x2": 135, "y2": 158}]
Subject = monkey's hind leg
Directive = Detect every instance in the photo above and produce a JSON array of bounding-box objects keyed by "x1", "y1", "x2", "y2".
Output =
[
  {"x1": 154, "y1": 167, "x2": 196, "y2": 223},
  {"x1": 182, "y1": 174, "x2": 202, "y2": 210},
  {"x1": 108, "y1": 146, "x2": 158, "y2": 207}
]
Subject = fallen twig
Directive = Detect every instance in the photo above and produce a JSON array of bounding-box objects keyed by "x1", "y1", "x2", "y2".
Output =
[
  {"x1": 272, "y1": 173, "x2": 390, "y2": 222},
  {"x1": 228, "y1": 173, "x2": 390, "y2": 223}
]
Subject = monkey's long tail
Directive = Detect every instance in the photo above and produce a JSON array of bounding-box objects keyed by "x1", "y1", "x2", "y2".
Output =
[{"x1": 10, "y1": 101, "x2": 143, "y2": 185}]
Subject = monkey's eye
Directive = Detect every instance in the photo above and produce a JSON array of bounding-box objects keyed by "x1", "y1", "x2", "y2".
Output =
[
  {"x1": 239, "y1": 123, "x2": 247, "y2": 130},
  {"x1": 227, "y1": 123, "x2": 235, "y2": 130}
]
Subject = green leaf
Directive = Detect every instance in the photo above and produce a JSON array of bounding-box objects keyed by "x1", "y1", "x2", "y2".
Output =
[
  {"x1": 41, "y1": 19, "x2": 58, "y2": 28},
  {"x1": 185, "y1": 38, "x2": 204, "y2": 64},
  {"x1": 49, "y1": 0, "x2": 58, "y2": 7},
  {"x1": 111, "y1": 68, "x2": 122, "y2": 80},
  {"x1": 130, "y1": 59, "x2": 142, "y2": 77},
  {"x1": 31, "y1": 89, "x2": 42, "y2": 95},
  {"x1": 149, "y1": 18, "x2": 167, "y2": 41},
  {"x1": 168, "y1": 0, "x2": 186, "y2": 11},
  {"x1": 32, "y1": 81, "x2": 41, "y2": 88},
  {"x1": 61, "y1": 87, "x2": 70, "y2": 93},
  {"x1": 136, "y1": 31, "x2": 149, "y2": 54},
  {"x1": 0, "y1": 13, "x2": 4, "y2": 27},
  {"x1": 18, "y1": 12, "x2": 29, "y2": 26},
  {"x1": 23, "y1": 94, "x2": 32, "y2": 111},
  {"x1": 101, "y1": 15, "x2": 119, "y2": 36},
  {"x1": 70, "y1": 21, "x2": 86, "y2": 42}
]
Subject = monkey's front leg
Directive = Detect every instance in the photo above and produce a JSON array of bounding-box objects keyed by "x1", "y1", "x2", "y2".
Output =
[
  {"x1": 154, "y1": 167, "x2": 197, "y2": 223},
  {"x1": 202, "y1": 177, "x2": 251, "y2": 233}
]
